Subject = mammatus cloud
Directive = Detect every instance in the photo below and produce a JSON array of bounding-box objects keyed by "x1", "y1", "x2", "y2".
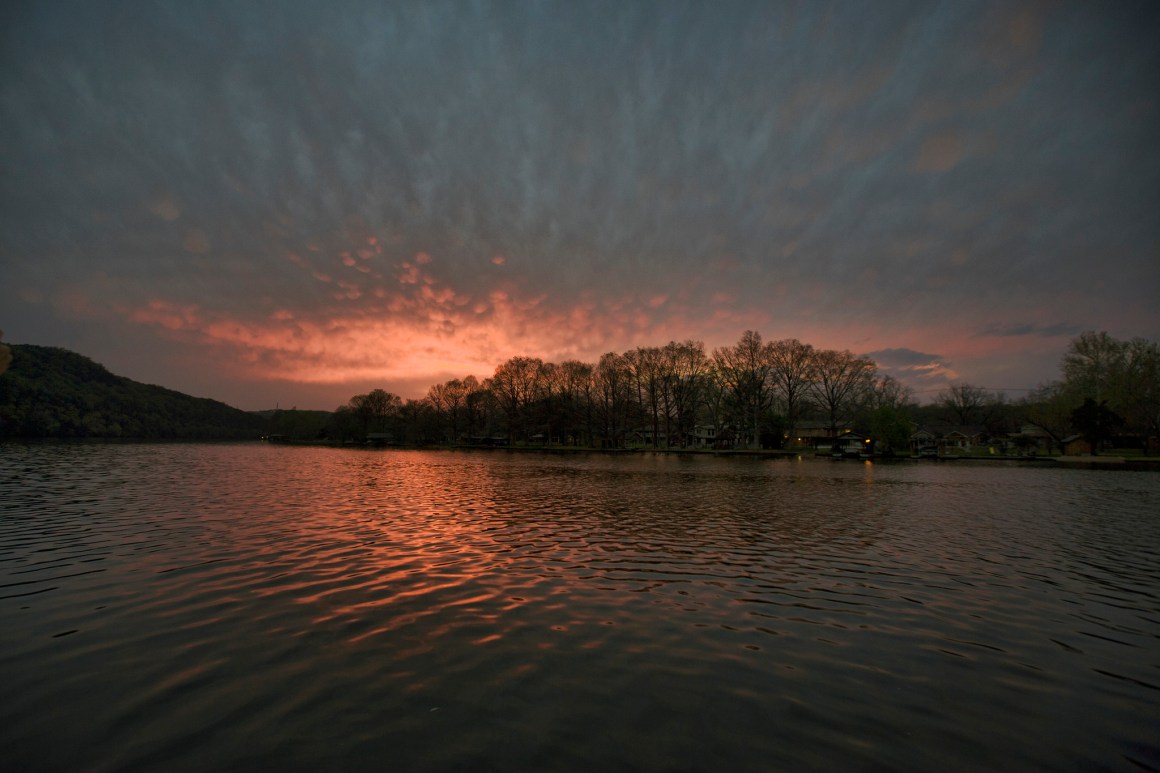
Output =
[
  {"x1": 111, "y1": 278, "x2": 765, "y2": 389},
  {"x1": 1, "y1": 1, "x2": 1156, "y2": 409}
]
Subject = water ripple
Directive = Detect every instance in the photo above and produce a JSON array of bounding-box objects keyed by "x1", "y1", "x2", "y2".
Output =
[{"x1": 1, "y1": 445, "x2": 1158, "y2": 771}]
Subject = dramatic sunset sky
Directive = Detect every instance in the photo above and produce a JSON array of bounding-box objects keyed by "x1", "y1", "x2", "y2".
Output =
[{"x1": 2, "y1": 1, "x2": 1157, "y2": 411}]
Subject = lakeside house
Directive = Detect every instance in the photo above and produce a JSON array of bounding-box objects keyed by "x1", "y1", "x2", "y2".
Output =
[
  {"x1": 635, "y1": 425, "x2": 733, "y2": 449},
  {"x1": 687, "y1": 425, "x2": 718, "y2": 448},
  {"x1": 789, "y1": 420, "x2": 855, "y2": 450},
  {"x1": 1011, "y1": 424, "x2": 1054, "y2": 454},
  {"x1": 829, "y1": 431, "x2": 871, "y2": 457},
  {"x1": 909, "y1": 424, "x2": 991, "y2": 456},
  {"x1": 943, "y1": 427, "x2": 987, "y2": 451},
  {"x1": 910, "y1": 428, "x2": 938, "y2": 454},
  {"x1": 1062, "y1": 434, "x2": 1092, "y2": 455}
]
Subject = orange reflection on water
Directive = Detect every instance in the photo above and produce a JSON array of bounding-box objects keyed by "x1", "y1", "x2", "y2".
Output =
[{"x1": 255, "y1": 452, "x2": 515, "y2": 647}]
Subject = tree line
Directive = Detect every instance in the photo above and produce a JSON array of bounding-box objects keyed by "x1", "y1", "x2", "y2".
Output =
[
  {"x1": 3, "y1": 331, "x2": 1153, "y2": 452},
  {"x1": 1019, "y1": 331, "x2": 1159, "y2": 454},
  {"x1": 325, "y1": 330, "x2": 1159, "y2": 454},
  {"x1": 327, "y1": 331, "x2": 916, "y2": 451}
]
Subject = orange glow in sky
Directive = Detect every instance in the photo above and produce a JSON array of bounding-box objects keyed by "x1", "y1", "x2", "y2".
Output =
[{"x1": 3, "y1": 2, "x2": 1155, "y2": 410}]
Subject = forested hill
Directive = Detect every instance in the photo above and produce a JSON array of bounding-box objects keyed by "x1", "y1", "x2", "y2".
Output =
[{"x1": 0, "y1": 344, "x2": 267, "y2": 439}]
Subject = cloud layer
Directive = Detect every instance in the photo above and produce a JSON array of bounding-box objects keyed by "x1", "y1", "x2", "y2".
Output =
[{"x1": 2, "y1": 1, "x2": 1157, "y2": 408}]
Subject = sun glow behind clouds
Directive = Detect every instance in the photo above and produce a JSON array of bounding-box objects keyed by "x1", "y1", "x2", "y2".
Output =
[
  {"x1": 124, "y1": 299, "x2": 507, "y2": 384},
  {"x1": 107, "y1": 227, "x2": 787, "y2": 393},
  {"x1": 86, "y1": 211, "x2": 1100, "y2": 405},
  {"x1": 112, "y1": 242, "x2": 1083, "y2": 402},
  {"x1": 3, "y1": 2, "x2": 1154, "y2": 410},
  {"x1": 113, "y1": 245, "x2": 782, "y2": 395},
  {"x1": 118, "y1": 284, "x2": 703, "y2": 389}
]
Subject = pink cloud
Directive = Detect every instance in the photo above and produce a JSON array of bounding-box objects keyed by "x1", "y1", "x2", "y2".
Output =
[
  {"x1": 398, "y1": 263, "x2": 421, "y2": 284},
  {"x1": 106, "y1": 248, "x2": 1079, "y2": 405},
  {"x1": 114, "y1": 275, "x2": 712, "y2": 393}
]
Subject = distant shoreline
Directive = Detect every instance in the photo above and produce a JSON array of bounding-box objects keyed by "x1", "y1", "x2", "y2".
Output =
[
  {"x1": 269, "y1": 440, "x2": 1160, "y2": 470},
  {"x1": 6, "y1": 437, "x2": 1158, "y2": 469}
]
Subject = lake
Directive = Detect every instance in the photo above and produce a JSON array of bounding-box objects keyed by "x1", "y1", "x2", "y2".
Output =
[{"x1": 1, "y1": 443, "x2": 1158, "y2": 771}]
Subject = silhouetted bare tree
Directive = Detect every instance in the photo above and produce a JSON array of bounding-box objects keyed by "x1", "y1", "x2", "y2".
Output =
[
  {"x1": 490, "y1": 356, "x2": 543, "y2": 443},
  {"x1": 809, "y1": 349, "x2": 876, "y2": 436},
  {"x1": 768, "y1": 338, "x2": 814, "y2": 443},
  {"x1": 713, "y1": 330, "x2": 774, "y2": 448}
]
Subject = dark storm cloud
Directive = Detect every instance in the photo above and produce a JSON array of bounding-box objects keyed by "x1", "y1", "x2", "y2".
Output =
[
  {"x1": 865, "y1": 348, "x2": 948, "y2": 369},
  {"x1": 863, "y1": 347, "x2": 956, "y2": 382},
  {"x1": 1, "y1": 0, "x2": 1157, "y2": 407}
]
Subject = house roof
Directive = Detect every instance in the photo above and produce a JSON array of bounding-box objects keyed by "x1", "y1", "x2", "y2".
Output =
[{"x1": 913, "y1": 424, "x2": 987, "y2": 439}]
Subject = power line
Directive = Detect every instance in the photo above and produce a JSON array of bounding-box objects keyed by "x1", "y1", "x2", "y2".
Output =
[{"x1": 911, "y1": 387, "x2": 1036, "y2": 394}]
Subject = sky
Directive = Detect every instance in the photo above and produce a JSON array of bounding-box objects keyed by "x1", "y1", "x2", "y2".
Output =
[{"x1": 2, "y1": 1, "x2": 1157, "y2": 411}]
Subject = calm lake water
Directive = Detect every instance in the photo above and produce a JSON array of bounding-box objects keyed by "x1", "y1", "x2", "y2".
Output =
[{"x1": 1, "y1": 443, "x2": 1158, "y2": 771}]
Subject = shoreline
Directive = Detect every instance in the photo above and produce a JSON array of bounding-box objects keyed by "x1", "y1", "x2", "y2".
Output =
[
  {"x1": 7, "y1": 437, "x2": 1158, "y2": 469},
  {"x1": 305, "y1": 441, "x2": 1160, "y2": 469}
]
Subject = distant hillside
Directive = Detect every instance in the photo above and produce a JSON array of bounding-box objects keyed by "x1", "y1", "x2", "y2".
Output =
[{"x1": 0, "y1": 344, "x2": 268, "y2": 439}]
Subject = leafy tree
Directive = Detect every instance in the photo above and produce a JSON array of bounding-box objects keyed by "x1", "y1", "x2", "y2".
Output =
[
  {"x1": 1070, "y1": 398, "x2": 1123, "y2": 455},
  {"x1": 1062, "y1": 331, "x2": 1125, "y2": 406},
  {"x1": 1119, "y1": 338, "x2": 1160, "y2": 453},
  {"x1": 1057, "y1": 331, "x2": 1160, "y2": 451},
  {"x1": 1018, "y1": 383, "x2": 1074, "y2": 455},
  {"x1": 860, "y1": 405, "x2": 913, "y2": 455}
]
